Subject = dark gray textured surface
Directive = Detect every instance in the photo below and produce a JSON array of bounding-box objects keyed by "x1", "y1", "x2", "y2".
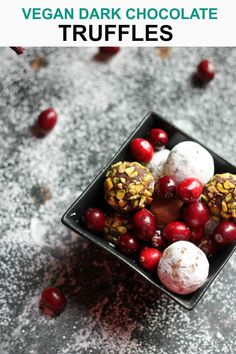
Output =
[{"x1": 0, "y1": 47, "x2": 235, "y2": 354}]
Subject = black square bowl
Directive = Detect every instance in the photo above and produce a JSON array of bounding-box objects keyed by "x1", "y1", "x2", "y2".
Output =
[{"x1": 62, "y1": 112, "x2": 236, "y2": 310}]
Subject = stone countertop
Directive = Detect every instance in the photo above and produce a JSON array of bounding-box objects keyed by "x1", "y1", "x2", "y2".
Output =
[{"x1": 0, "y1": 47, "x2": 235, "y2": 354}]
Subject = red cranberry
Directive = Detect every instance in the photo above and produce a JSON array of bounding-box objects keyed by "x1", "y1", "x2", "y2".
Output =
[
  {"x1": 213, "y1": 221, "x2": 236, "y2": 245},
  {"x1": 100, "y1": 47, "x2": 120, "y2": 55},
  {"x1": 189, "y1": 227, "x2": 205, "y2": 244},
  {"x1": 197, "y1": 60, "x2": 215, "y2": 82},
  {"x1": 182, "y1": 201, "x2": 209, "y2": 228},
  {"x1": 37, "y1": 108, "x2": 58, "y2": 134},
  {"x1": 163, "y1": 221, "x2": 190, "y2": 243},
  {"x1": 155, "y1": 176, "x2": 177, "y2": 199},
  {"x1": 133, "y1": 209, "x2": 156, "y2": 241},
  {"x1": 198, "y1": 235, "x2": 218, "y2": 257},
  {"x1": 10, "y1": 47, "x2": 25, "y2": 55},
  {"x1": 40, "y1": 287, "x2": 66, "y2": 316},
  {"x1": 83, "y1": 207, "x2": 105, "y2": 233},
  {"x1": 147, "y1": 128, "x2": 168, "y2": 149},
  {"x1": 150, "y1": 230, "x2": 167, "y2": 250},
  {"x1": 177, "y1": 178, "x2": 203, "y2": 203},
  {"x1": 139, "y1": 248, "x2": 162, "y2": 272},
  {"x1": 130, "y1": 138, "x2": 154, "y2": 163},
  {"x1": 118, "y1": 233, "x2": 139, "y2": 255}
]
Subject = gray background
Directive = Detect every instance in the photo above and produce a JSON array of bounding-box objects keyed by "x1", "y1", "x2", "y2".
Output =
[{"x1": 0, "y1": 47, "x2": 235, "y2": 354}]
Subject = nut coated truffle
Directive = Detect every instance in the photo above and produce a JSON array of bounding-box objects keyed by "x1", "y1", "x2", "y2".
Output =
[
  {"x1": 164, "y1": 141, "x2": 214, "y2": 185},
  {"x1": 158, "y1": 241, "x2": 209, "y2": 295},
  {"x1": 202, "y1": 173, "x2": 236, "y2": 221},
  {"x1": 104, "y1": 161, "x2": 154, "y2": 212},
  {"x1": 103, "y1": 213, "x2": 132, "y2": 245}
]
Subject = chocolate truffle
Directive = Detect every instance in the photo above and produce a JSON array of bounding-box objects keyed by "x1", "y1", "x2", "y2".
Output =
[
  {"x1": 164, "y1": 141, "x2": 214, "y2": 185},
  {"x1": 158, "y1": 241, "x2": 209, "y2": 295},
  {"x1": 104, "y1": 161, "x2": 154, "y2": 212},
  {"x1": 147, "y1": 149, "x2": 170, "y2": 180},
  {"x1": 149, "y1": 197, "x2": 184, "y2": 229},
  {"x1": 202, "y1": 173, "x2": 236, "y2": 222},
  {"x1": 103, "y1": 213, "x2": 132, "y2": 245}
]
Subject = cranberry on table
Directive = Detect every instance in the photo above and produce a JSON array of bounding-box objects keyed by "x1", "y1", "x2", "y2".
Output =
[
  {"x1": 130, "y1": 138, "x2": 154, "y2": 163},
  {"x1": 189, "y1": 227, "x2": 205, "y2": 243},
  {"x1": 139, "y1": 248, "x2": 162, "y2": 272},
  {"x1": 147, "y1": 128, "x2": 168, "y2": 149},
  {"x1": 40, "y1": 287, "x2": 66, "y2": 315},
  {"x1": 100, "y1": 47, "x2": 120, "y2": 55},
  {"x1": 37, "y1": 108, "x2": 58, "y2": 134},
  {"x1": 197, "y1": 60, "x2": 216, "y2": 82},
  {"x1": 182, "y1": 201, "x2": 209, "y2": 228},
  {"x1": 10, "y1": 47, "x2": 25, "y2": 55},
  {"x1": 133, "y1": 208, "x2": 156, "y2": 241},
  {"x1": 213, "y1": 221, "x2": 236, "y2": 245},
  {"x1": 163, "y1": 221, "x2": 190, "y2": 243},
  {"x1": 177, "y1": 177, "x2": 203, "y2": 203},
  {"x1": 199, "y1": 235, "x2": 218, "y2": 257},
  {"x1": 83, "y1": 207, "x2": 105, "y2": 233},
  {"x1": 155, "y1": 175, "x2": 177, "y2": 199},
  {"x1": 118, "y1": 233, "x2": 139, "y2": 255},
  {"x1": 150, "y1": 229, "x2": 167, "y2": 251}
]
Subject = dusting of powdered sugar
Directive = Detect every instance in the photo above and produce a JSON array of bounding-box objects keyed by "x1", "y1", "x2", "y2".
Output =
[{"x1": 0, "y1": 47, "x2": 235, "y2": 354}]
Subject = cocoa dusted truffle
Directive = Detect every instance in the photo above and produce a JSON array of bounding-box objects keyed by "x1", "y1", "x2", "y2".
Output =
[
  {"x1": 202, "y1": 173, "x2": 236, "y2": 221},
  {"x1": 149, "y1": 197, "x2": 184, "y2": 229},
  {"x1": 104, "y1": 161, "x2": 154, "y2": 212},
  {"x1": 103, "y1": 213, "x2": 132, "y2": 245}
]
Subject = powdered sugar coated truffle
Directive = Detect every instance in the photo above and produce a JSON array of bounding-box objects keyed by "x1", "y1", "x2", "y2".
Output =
[
  {"x1": 158, "y1": 241, "x2": 209, "y2": 294},
  {"x1": 147, "y1": 149, "x2": 170, "y2": 180},
  {"x1": 164, "y1": 141, "x2": 214, "y2": 185}
]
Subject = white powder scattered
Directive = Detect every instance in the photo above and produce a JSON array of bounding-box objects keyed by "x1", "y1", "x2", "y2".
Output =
[
  {"x1": 30, "y1": 218, "x2": 49, "y2": 246},
  {"x1": 0, "y1": 47, "x2": 235, "y2": 354}
]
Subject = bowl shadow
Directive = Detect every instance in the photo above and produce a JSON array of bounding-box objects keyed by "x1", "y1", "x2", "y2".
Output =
[{"x1": 50, "y1": 240, "x2": 171, "y2": 337}]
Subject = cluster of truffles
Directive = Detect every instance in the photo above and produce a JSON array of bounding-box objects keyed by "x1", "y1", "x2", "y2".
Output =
[{"x1": 83, "y1": 126, "x2": 236, "y2": 296}]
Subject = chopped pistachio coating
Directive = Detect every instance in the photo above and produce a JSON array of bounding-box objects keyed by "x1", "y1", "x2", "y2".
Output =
[
  {"x1": 103, "y1": 213, "x2": 132, "y2": 245},
  {"x1": 202, "y1": 173, "x2": 236, "y2": 222},
  {"x1": 104, "y1": 161, "x2": 154, "y2": 212}
]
